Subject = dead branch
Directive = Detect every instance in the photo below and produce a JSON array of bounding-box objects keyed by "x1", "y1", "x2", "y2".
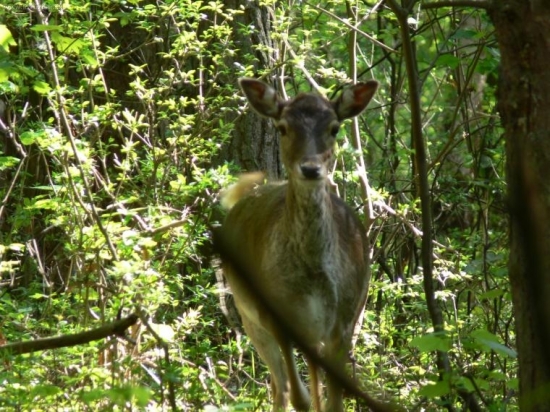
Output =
[{"x1": 0, "y1": 314, "x2": 138, "y2": 356}]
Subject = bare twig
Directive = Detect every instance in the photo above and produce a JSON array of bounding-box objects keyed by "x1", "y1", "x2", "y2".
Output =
[
  {"x1": 373, "y1": 200, "x2": 451, "y2": 252},
  {"x1": 422, "y1": 1, "x2": 492, "y2": 10},
  {"x1": 345, "y1": 1, "x2": 376, "y2": 351},
  {"x1": 346, "y1": 1, "x2": 375, "y2": 225},
  {"x1": 310, "y1": 3, "x2": 398, "y2": 53}
]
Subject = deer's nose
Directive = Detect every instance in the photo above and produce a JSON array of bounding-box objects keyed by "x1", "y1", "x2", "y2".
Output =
[{"x1": 300, "y1": 161, "x2": 322, "y2": 179}]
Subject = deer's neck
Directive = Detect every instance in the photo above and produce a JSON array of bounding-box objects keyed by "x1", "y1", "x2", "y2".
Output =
[{"x1": 283, "y1": 179, "x2": 336, "y2": 261}]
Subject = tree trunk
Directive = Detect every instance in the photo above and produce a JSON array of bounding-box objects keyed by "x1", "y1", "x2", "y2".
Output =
[
  {"x1": 489, "y1": 2, "x2": 550, "y2": 410},
  {"x1": 219, "y1": 0, "x2": 281, "y2": 179}
]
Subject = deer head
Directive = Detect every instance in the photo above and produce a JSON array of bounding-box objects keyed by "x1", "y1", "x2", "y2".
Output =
[{"x1": 239, "y1": 78, "x2": 378, "y2": 183}]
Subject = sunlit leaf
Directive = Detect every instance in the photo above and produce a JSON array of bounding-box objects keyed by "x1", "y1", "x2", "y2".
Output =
[
  {"x1": 20, "y1": 131, "x2": 38, "y2": 145},
  {"x1": 51, "y1": 31, "x2": 85, "y2": 54},
  {"x1": 471, "y1": 329, "x2": 517, "y2": 358},
  {"x1": 436, "y1": 54, "x2": 460, "y2": 69},
  {"x1": 0, "y1": 67, "x2": 9, "y2": 82},
  {"x1": 150, "y1": 322, "x2": 175, "y2": 342},
  {"x1": 0, "y1": 25, "x2": 16, "y2": 52},
  {"x1": 30, "y1": 293, "x2": 48, "y2": 299},
  {"x1": 410, "y1": 332, "x2": 452, "y2": 352},
  {"x1": 30, "y1": 25, "x2": 63, "y2": 32},
  {"x1": 27, "y1": 199, "x2": 59, "y2": 210},
  {"x1": 33, "y1": 80, "x2": 51, "y2": 95},
  {"x1": 418, "y1": 380, "x2": 450, "y2": 398},
  {"x1": 0, "y1": 156, "x2": 20, "y2": 170}
]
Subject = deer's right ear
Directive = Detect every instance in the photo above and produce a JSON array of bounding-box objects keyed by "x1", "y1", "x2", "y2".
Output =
[
  {"x1": 334, "y1": 80, "x2": 378, "y2": 120},
  {"x1": 239, "y1": 78, "x2": 282, "y2": 119}
]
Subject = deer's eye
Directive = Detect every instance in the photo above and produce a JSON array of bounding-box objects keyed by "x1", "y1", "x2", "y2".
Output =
[{"x1": 277, "y1": 125, "x2": 287, "y2": 135}]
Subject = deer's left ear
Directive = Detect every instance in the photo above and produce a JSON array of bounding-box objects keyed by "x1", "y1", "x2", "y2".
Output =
[
  {"x1": 333, "y1": 80, "x2": 378, "y2": 120},
  {"x1": 239, "y1": 78, "x2": 284, "y2": 119}
]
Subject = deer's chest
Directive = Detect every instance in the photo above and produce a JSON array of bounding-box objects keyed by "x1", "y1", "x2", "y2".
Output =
[{"x1": 260, "y1": 233, "x2": 342, "y2": 335}]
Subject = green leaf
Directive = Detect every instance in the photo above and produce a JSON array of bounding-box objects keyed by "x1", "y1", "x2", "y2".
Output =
[
  {"x1": 471, "y1": 329, "x2": 517, "y2": 358},
  {"x1": 410, "y1": 332, "x2": 452, "y2": 352},
  {"x1": 131, "y1": 386, "x2": 152, "y2": 407},
  {"x1": 30, "y1": 384, "x2": 62, "y2": 398},
  {"x1": 451, "y1": 29, "x2": 478, "y2": 40},
  {"x1": 418, "y1": 380, "x2": 450, "y2": 398},
  {"x1": 31, "y1": 24, "x2": 63, "y2": 32},
  {"x1": 33, "y1": 80, "x2": 51, "y2": 95},
  {"x1": 81, "y1": 52, "x2": 99, "y2": 67},
  {"x1": 20, "y1": 131, "x2": 39, "y2": 145},
  {"x1": 478, "y1": 288, "x2": 505, "y2": 300},
  {"x1": 80, "y1": 388, "x2": 106, "y2": 404},
  {"x1": 30, "y1": 293, "x2": 48, "y2": 299},
  {"x1": 436, "y1": 54, "x2": 460, "y2": 69},
  {"x1": 0, "y1": 66, "x2": 9, "y2": 82},
  {"x1": 50, "y1": 31, "x2": 85, "y2": 54},
  {"x1": 458, "y1": 377, "x2": 476, "y2": 392},
  {"x1": 27, "y1": 199, "x2": 58, "y2": 211},
  {"x1": 0, "y1": 25, "x2": 16, "y2": 53},
  {"x1": 0, "y1": 156, "x2": 20, "y2": 170}
]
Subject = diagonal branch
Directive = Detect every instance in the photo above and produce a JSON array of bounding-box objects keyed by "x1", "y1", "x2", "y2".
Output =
[
  {"x1": 422, "y1": 0, "x2": 493, "y2": 9},
  {"x1": 0, "y1": 314, "x2": 138, "y2": 356},
  {"x1": 310, "y1": 2, "x2": 398, "y2": 53}
]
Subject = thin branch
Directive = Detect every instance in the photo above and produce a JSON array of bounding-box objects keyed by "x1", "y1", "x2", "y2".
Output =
[
  {"x1": 0, "y1": 159, "x2": 25, "y2": 222},
  {"x1": 148, "y1": 217, "x2": 189, "y2": 237},
  {"x1": 422, "y1": 0, "x2": 493, "y2": 9},
  {"x1": 373, "y1": 200, "x2": 451, "y2": 252},
  {"x1": 282, "y1": 37, "x2": 322, "y2": 93},
  {"x1": 309, "y1": 3, "x2": 398, "y2": 54},
  {"x1": 386, "y1": 0, "x2": 442, "y2": 331},
  {"x1": 0, "y1": 314, "x2": 138, "y2": 356}
]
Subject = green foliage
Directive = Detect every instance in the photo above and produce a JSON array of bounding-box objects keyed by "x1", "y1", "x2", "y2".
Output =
[{"x1": 0, "y1": 0, "x2": 514, "y2": 411}]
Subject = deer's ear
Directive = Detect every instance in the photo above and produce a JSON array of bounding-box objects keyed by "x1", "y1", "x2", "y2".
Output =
[
  {"x1": 239, "y1": 78, "x2": 283, "y2": 119},
  {"x1": 334, "y1": 80, "x2": 378, "y2": 120}
]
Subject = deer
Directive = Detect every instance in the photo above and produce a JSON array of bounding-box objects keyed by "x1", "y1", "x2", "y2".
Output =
[{"x1": 220, "y1": 77, "x2": 378, "y2": 412}]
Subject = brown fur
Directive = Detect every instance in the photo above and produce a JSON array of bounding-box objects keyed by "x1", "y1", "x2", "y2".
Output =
[{"x1": 221, "y1": 78, "x2": 378, "y2": 411}]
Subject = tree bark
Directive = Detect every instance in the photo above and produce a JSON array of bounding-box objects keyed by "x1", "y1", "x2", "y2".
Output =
[
  {"x1": 489, "y1": 2, "x2": 550, "y2": 410},
  {"x1": 219, "y1": 0, "x2": 281, "y2": 179}
]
